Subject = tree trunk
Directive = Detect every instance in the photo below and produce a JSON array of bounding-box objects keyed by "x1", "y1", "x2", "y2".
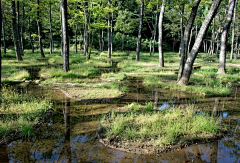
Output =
[
  {"x1": 111, "y1": 12, "x2": 113, "y2": 55},
  {"x1": 49, "y1": 2, "x2": 54, "y2": 54},
  {"x1": 179, "y1": 4, "x2": 185, "y2": 57},
  {"x1": 99, "y1": 29, "x2": 102, "y2": 51},
  {"x1": 150, "y1": 37, "x2": 152, "y2": 56},
  {"x1": 158, "y1": 0, "x2": 165, "y2": 67},
  {"x1": 230, "y1": 0, "x2": 237, "y2": 60},
  {"x1": 61, "y1": 0, "x2": 69, "y2": 72},
  {"x1": 152, "y1": 5, "x2": 158, "y2": 55},
  {"x1": 177, "y1": 0, "x2": 201, "y2": 81},
  {"x1": 75, "y1": 25, "x2": 78, "y2": 53},
  {"x1": 122, "y1": 34, "x2": 125, "y2": 51},
  {"x1": 218, "y1": 0, "x2": 235, "y2": 74},
  {"x1": 188, "y1": 29, "x2": 193, "y2": 54},
  {"x1": 28, "y1": 11, "x2": 34, "y2": 53},
  {"x1": 11, "y1": 0, "x2": 22, "y2": 61},
  {"x1": 21, "y1": 2, "x2": 25, "y2": 52},
  {"x1": 84, "y1": 2, "x2": 88, "y2": 57},
  {"x1": 177, "y1": 0, "x2": 222, "y2": 85},
  {"x1": 235, "y1": 19, "x2": 239, "y2": 60},
  {"x1": 0, "y1": 0, "x2": 2, "y2": 87},
  {"x1": 36, "y1": 0, "x2": 45, "y2": 58},
  {"x1": 210, "y1": 18, "x2": 215, "y2": 55},
  {"x1": 108, "y1": 0, "x2": 112, "y2": 58},
  {"x1": 136, "y1": 0, "x2": 144, "y2": 61},
  {"x1": 101, "y1": 30, "x2": 104, "y2": 51},
  {"x1": 16, "y1": 1, "x2": 23, "y2": 56},
  {"x1": 2, "y1": 10, "x2": 6, "y2": 54}
]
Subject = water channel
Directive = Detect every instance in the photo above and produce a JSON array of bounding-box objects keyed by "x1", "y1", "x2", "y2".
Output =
[{"x1": 0, "y1": 77, "x2": 239, "y2": 162}]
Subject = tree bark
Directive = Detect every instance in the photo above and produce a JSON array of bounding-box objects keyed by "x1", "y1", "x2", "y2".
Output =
[
  {"x1": 177, "y1": 0, "x2": 222, "y2": 85},
  {"x1": 21, "y1": 2, "x2": 25, "y2": 52},
  {"x1": 152, "y1": 8, "x2": 158, "y2": 55},
  {"x1": 11, "y1": 0, "x2": 22, "y2": 61},
  {"x1": 2, "y1": 9, "x2": 6, "y2": 54},
  {"x1": 75, "y1": 25, "x2": 78, "y2": 53},
  {"x1": 235, "y1": 18, "x2": 238, "y2": 60},
  {"x1": 136, "y1": 0, "x2": 144, "y2": 61},
  {"x1": 218, "y1": 0, "x2": 235, "y2": 74},
  {"x1": 178, "y1": 4, "x2": 185, "y2": 57},
  {"x1": 108, "y1": 0, "x2": 112, "y2": 58},
  {"x1": 230, "y1": 0, "x2": 237, "y2": 60},
  {"x1": 28, "y1": 10, "x2": 34, "y2": 53},
  {"x1": 101, "y1": 30, "x2": 104, "y2": 51},
  {"x1": 36, "y1": 0, "x2": 45, "y2": 58},
  {"x1": 84, "y1": 1, "x2": 88, "y2": 57},
  {"x1": 61, "y1": 0, "x2": 69, "y2": 72},
  {"x1": 16, "y1": 0, "x2": 23, "y2": 56},
  {"x1": 210, "y1": 18, "x2": 215, "y2": 55},
  {"x1": 158, "y1": 0, "x2": 165, "y2": 67},
  {"x1": 177, "y1": 0, "x2": 201, "y2": 81},
  {"x1": 49, "y1": 2, "x2": 54, "y2": 54},
  {"x1": 0, "y1": 0, "x2": 2, "y2": 87}
]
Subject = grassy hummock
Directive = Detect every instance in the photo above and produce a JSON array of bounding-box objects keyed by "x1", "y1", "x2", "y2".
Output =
[
  {"x1": 99, "y1": 103, "x2": 225, "y2": 153},
  {"x1": 0, "y1": 87, "x2": 52, "y2": 141}
]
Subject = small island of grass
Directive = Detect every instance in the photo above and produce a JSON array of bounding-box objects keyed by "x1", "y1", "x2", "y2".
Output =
[{"x1": 99, "y1": 103, "x2": 226, "y2": 154}]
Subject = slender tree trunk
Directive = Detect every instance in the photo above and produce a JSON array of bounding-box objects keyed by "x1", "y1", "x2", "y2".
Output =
[
  {"x1": 84, "y1": 2, "x2": 88, "y2": 57},
  {"x1": 177, "y1": 0, "x2": 201, "y2": 81},
  {"x1": 218, "y1": 0, "x2": 235, "y2": 74},
  {"x1": 136, "y1": 0, "x2": 144, "y2": 61},
  {"x1": 61, "y1": 0, "x2": 69, "y2": 72},
  {"x1": 152, "y1": 7, "x2": 158, "y2": 55},
  {"x1": 28, "y1": 12, "x2": 34, "y2": 53},
  {"x1": 188, "y1": 29, "x2": 193, "y2": 54},
  {"x1": 49, "y1": 2, "x2": 54, "y2": 54},
  {"x1": 0, "y1": 0, "x2": 2, "y2": 87},
  {"x1": 36, "y1": 0, "x2": 45, "y2": 58},
  {"x1": 2, "y1": 11, "x2": 6, "y2": 54},
  {"x1": 211, "y1": 18, "x2": 215, "y2": 55},
  {"x1": 101, "y1": 30, "x2": 104, "y2": 51},
  {"x1": 16, "y1": 1, "x2": 23, "y2": 56},
  {"x1": 230, "y1": 0, "x2": 237, "y2": 60},
  {"x1": 122, "y1": 34, "x2": 125, "y2": 51},
  {"x1": 111, "y1": 12, "x2": 113, "y2": 55},
  {"x1": 158, "y1": 0, "x2": 165, "y2": 67},
  {"x1": 179, "y1": 3, "x2": 185, "y2": 57},
  {"x1": 150, "y1": 37, "x2": 152, "y2": 56},
  {"x1": 99, "y1": 29, "x2": 102, "y2": 51},
  {"x1": 21, "y1": 2, "x2": 25, "y2": 52},
  {"x1": 235, "y1": 20, "x2": 239, "y2": 60},
  {"x1": 11, "y1": 0, "x2": 22, "y2": 61},
  {"x1": 75, "y1": 25, "x2": 78, "y2": 53},
  {"x1": 108, "y1": 0, "x2": 112, "y2": 58},
  {"x1": 177, "y1": 0, "x2": 222, "y2": 85}
]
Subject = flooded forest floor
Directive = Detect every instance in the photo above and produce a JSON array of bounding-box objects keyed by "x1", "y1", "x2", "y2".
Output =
[{"x1": 0, "y1": 50, "x2": 240, "y2": 162}]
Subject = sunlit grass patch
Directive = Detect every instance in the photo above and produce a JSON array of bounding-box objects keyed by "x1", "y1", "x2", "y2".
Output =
[
  {"x1": 143, "y1": 76, "x2": 232, "y2": 96},
  {"x1": 0, "y1": 87, "x2": 52, "y2": 138},
  {"x1": 100, "y1": 104, "x2": 224, "y2": 149},
  {"x1": 101, "y1": 72, "x2": 127, "y2": 81}
]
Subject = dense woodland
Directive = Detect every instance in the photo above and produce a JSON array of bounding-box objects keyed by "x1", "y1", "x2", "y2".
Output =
[{"x1": 0, "y1": 0, "x2": 239, "y2": 86}]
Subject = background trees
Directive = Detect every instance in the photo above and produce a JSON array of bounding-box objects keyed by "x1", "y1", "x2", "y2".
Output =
[{"x1": 0, "y1": 0, "x2": 239, "y2": 82}]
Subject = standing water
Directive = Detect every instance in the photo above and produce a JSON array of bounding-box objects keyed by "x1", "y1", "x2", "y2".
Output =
[{"x1": 0, "y1": 78, "x2": 239, "y2": 162}]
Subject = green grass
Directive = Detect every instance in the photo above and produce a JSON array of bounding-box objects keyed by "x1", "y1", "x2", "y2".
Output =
[
  {"x1": 101, "y1": 72, "x2": 127, "y2": 81},
  {"x1": 143, "y1": 75, "x2": 232, "y2": 96},
  {"x1": 0, "y1": 87, "x2": 52, "y2": 138},
  {"x1": 100, "y1": 104, "x2": 224, "y2": 149}
]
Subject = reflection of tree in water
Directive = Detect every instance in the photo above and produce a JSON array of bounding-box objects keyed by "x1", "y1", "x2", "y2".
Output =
[{"x1": 57, "y1": 98, "x2": 71, "y2": 162}]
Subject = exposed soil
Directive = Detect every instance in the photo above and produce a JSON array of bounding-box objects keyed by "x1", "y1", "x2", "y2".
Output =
[{"x1": 98, "y1": 130, "x2": 226, "y2": 155}]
